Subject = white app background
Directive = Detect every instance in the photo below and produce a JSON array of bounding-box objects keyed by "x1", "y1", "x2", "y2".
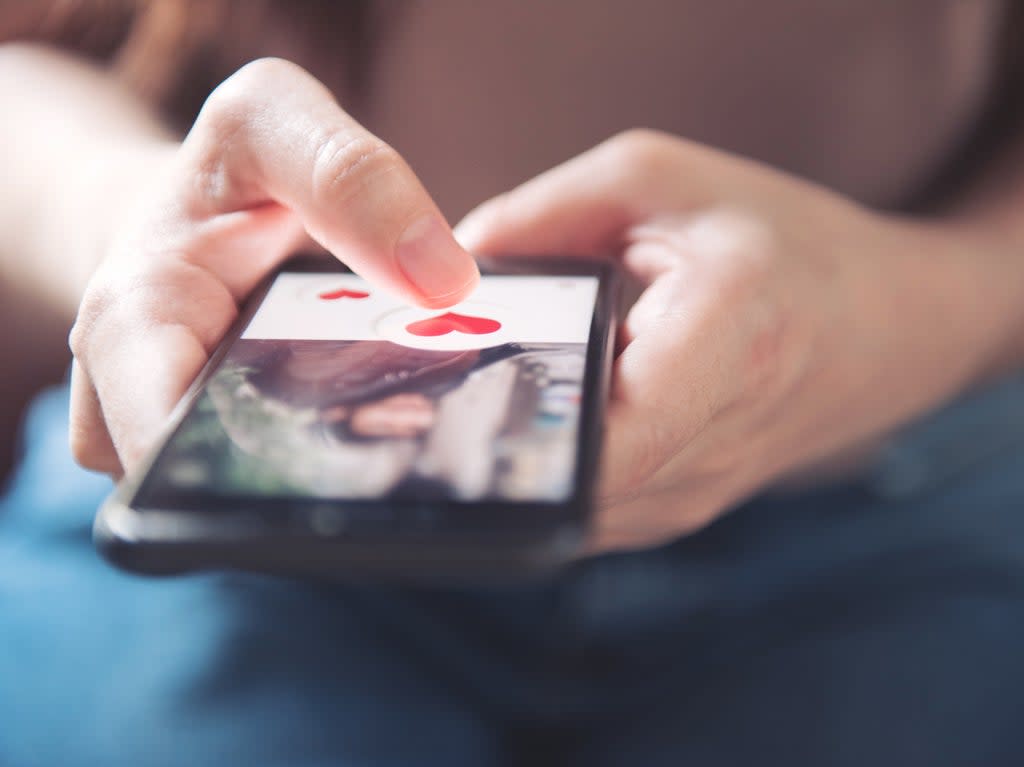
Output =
[{"x1": 243, "y1": 273, "x2": 599, "y2": 350}]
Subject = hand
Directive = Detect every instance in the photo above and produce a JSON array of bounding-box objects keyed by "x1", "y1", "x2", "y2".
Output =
[
  {"x1": 456, "y1": 130, "x2": 1007, "y2": 551},
  {"x1": 69, "y1": 58, "x2": 478, "y2": 475}
]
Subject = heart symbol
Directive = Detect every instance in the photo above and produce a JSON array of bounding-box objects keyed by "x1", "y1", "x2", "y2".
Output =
[
  {"x1": 406, "y1": 312, "x2": 502, "y2": 337},
  {"x1": 319, "y1": 287, "x2": 370, "y2": 301}
]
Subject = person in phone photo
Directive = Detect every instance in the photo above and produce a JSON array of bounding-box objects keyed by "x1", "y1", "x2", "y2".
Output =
[{"x1": 183, "y1": 337, "x2": 584, "y2": 501}]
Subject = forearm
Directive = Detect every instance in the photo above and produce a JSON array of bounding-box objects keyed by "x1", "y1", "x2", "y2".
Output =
[{"x1": 0, "y1": 43, "x2": 176, "y2": 319}]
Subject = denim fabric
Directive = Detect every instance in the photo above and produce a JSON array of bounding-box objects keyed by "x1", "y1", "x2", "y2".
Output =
[{"x1": 2, "y1": 381, "x2": 1024, "y2": 766}]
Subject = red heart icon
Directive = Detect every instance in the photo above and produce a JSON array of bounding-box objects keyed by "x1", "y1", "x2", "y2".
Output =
[
  {"x1": 406, "y1": 312, "x2": 502, "y2": 337},
  {"x1": 318, "y1": 288, "x2": 370, "y2": 301}
]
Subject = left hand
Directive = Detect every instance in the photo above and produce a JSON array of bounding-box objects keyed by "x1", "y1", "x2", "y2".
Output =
[{"x1": 456, "y1": 130, "x2": 1009, "y2": 552}]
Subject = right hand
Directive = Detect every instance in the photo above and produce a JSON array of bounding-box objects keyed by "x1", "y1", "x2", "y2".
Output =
[{"x1": 68, "y1": 58, "x2": 479, "y2": 475}]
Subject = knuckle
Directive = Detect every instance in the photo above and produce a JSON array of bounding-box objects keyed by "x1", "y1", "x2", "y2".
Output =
[
  {"x1": 231, "y1": 57, "x2": 300, "y2": 86},
  {"x1": 692, "y1": 216, "x2": 802, "y2": 398},
  {"x1": 188, "y1": 59, "x2": 308, "y2": 202},
  {"x1": 188, "y1": 103, "x2": 248, "y2": 206},
  {"x1": 694, "y1": 210, "x2": 778, "y2": 302},
  {"x1": 604, "y1": 128, "x2": 675, "y2": 167},
  {"x1": 67, "y1": 320, "x2": 86, "y2": 360},
  {"x1": 70, "y1": 273, "x2": 157, "y2": 362},
  {"x1": 196, "y1": 80, "x2": 251, "y2": 139},
  {"x1": 69, "y1": 279, "x2": 119, "y2": 360},
  {"x1": 591, "y1": 129, "x2": 684, "y2": 193},
  {"x1": 311, "y1": 131, "x2": 402, "y2": 207},
  {"x1": 72, "y1": 259, "x2": 235, "y2": 367},
  {"x1": 610, "y1": 127, "x2": 669, "y2": 151},
  {"x1": 201, "y1": 57, "x2": 297, "y2": 123},
  {"x1": 113, "y1": 279, "x2": 167, "y2": 325}
]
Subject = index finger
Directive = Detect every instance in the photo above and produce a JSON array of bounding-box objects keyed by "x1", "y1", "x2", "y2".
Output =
[{"x1": 179, "y1": 58, "x2": 478, "y2": 307}]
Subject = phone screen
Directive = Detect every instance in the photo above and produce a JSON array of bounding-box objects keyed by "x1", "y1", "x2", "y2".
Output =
[{"x1": 134, "y1": 270, "x2": 601, "y2": 508}]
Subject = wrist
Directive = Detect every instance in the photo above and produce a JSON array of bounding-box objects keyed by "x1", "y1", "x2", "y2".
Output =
[{"x1": 886, "y1": 214, "x2": 1024, "y2": 391}]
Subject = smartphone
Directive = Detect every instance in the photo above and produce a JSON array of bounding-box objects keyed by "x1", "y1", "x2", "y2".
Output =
[{"x1": 94, "y1": 254, "x2": 618, "y2": 579}]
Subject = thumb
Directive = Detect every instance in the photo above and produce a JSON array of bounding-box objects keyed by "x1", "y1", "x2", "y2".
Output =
[{"x1": 455, "y1": 130, "x2": 715, "y2": 257}]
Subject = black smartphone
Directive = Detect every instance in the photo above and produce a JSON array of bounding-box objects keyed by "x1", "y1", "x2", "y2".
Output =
[{"x1": 94, "y1": 254, "x2": 618, "y2": 579}]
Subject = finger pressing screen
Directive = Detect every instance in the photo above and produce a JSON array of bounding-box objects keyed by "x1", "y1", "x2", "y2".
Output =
[{"x1": 178, "y1": 58, "x2": 479, "y2": 307}]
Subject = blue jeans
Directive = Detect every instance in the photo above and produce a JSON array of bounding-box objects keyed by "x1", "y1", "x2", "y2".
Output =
[{"x1": 2, "y1": 380, "x2": 1024, "y2": 766}]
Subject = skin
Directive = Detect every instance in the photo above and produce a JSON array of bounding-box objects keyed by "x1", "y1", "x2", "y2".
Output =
[
  {"x1": 56, "y1": 55, "x2": 480, "y2": 473},
  {"x1": 456, "y1": 133, "x2": 1024, "y2": 549},
  {"x1": 5, "y1": 45, "x2": 1024, "y2": 552},
  {"x1": 348, "y1": 393, "x2": 436, "y2": 438}
]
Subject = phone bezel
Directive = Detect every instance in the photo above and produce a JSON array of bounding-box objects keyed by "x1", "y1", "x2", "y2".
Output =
[{"x1": 95, "y1": 253, "x2": 618, "y2": 576}]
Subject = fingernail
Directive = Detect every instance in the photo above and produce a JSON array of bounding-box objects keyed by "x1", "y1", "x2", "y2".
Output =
[{"x1": 396, "y1": 213, "x2": 479, "y2": 304}]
